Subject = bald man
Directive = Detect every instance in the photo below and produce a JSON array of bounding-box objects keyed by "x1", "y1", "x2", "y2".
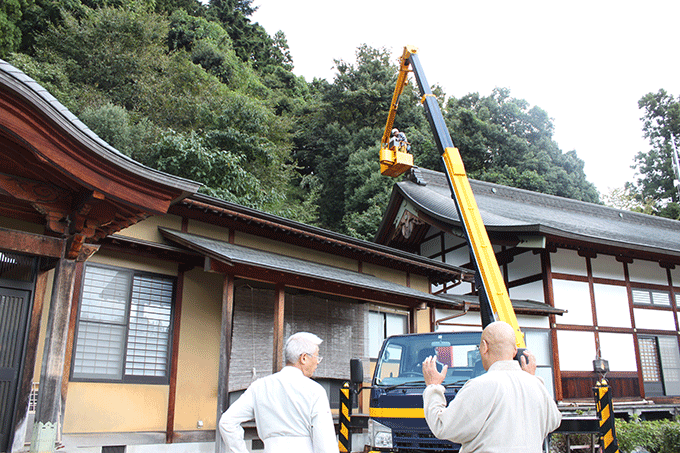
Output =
[{"x1": 422, "y1": 322, "x2": 561, "y2": 452}]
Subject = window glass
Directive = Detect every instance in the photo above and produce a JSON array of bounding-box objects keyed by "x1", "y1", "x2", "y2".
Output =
[
  {"x1": 525, "y1": 330, "x2": 555, "y2": 398},
  {"x1": 376, "y1": 343, "x2": 403, "y2": 382},
  {"x1": 125, "y1": 275, "x2": 173, "y2": 377},
  {"x1": 386, "y1": 312, "x2": 408, "y2": 338},
  {"x1": 368, "y1": 309, "x2": 408, "y2": 358},
  {"x1": 72, "y1": 264, "x2": 174, "y2": 383},
  {"x1": 368, "y1": 311, "x2": 385, "y2": 357},
  {"x1": 658, "y1": 336, "x2": 680, "y2": 396}
]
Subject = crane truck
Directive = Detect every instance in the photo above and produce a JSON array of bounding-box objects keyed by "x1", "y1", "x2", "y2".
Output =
[
  {"x1": 344, "y1": 45, "x2": 616, "y2": 453},
  {"x1": 349, "y1": 45, "x2": 527, "y2": 453}
]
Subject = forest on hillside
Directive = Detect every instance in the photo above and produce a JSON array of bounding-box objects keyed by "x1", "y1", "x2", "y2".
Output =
[{"x1": 2, "y1": 0, "x2": 678, "y2": 238}]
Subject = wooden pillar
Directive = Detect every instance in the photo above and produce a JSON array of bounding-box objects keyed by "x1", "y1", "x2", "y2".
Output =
[
  {"x1": 272, "y1": 284, "x2": 285, "y2": 373},
  {"x1": 30, "y1": 258, "x2": 77, "y2": 453},
  {"x1": 59, "y1": 261, "x2": 84, "y2": 437},
  {"x1": 166, "y1": 267, "x2": 186, "y2": 444},
  {"x1": 215, "y1": 274, "x2": 235, "y2": 453},
  {"x1": 541, "y1": 248, "x2": 563, "y2": 401}
]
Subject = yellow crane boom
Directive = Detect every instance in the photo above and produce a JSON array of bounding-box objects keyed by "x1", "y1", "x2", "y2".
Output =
[{"x1": 381, "y1": 45, "x2": 525, "y2": 349}]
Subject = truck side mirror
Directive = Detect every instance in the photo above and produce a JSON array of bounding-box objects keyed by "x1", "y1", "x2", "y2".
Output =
[{"x1": 350, "y1": 358, "x2": 363, "y2": 386}]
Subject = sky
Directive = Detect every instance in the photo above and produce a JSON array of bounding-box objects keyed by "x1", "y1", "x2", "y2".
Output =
[{"x1": 251, "y1": 0, "x2": 680, "y2": 194}]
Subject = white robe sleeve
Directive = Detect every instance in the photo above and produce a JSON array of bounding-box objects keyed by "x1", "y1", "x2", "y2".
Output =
[
  {"x1": 218, "y1": 387, "x2": 255, "y2": 453},
  {"x1": 310, "y1": 389, "x2": 340, "y2": 453},
  {"x1": 423, "y1": 382, "x2": 488, "y2": 444}
]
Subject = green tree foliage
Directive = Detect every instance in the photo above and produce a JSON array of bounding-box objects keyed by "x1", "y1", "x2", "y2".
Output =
[
  {"x1": 7, "y1": 0, "x2": 604, "y2": 237},
  {"x1": 9, "y1": 3, "x2": 300, "y2": 217},
  {"x1": 294, "y1": 46, "x2": 599, "y2": 237},
  {"x1": 207, "y1": 0, "x2": 277, "y2": 71},
  {"x1": 0, "y1": 0, "x2": 24, "y2": 58},
  {"x1": 443, "y1": 88, "x2": 599, "y2": 203},
  {"x1": 631, "y1": 89, "x2": 680, "y2": 219},
  {"x1": 291, "y1": 45, "x2": 423, "y2": 236},
  {"x1": 600, "y1": 186, "x2": 655, "y2": 214}
]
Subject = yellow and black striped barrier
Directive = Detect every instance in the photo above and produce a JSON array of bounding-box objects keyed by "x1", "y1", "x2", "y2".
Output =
[
  {"x1": 339, "y1": 382, "x2": 351, "y2": 453},
  {"x1": 594, "y1": 379, "x2": 620, "y2": 453}
]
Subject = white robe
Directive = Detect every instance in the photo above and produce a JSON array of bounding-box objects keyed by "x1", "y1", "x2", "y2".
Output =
[
  {"x1": 219, "y1": 366, "x2": 339, "y2": 453},
  {"x1": 423, "y1": 360, "x2": 562, "y2": 453}
]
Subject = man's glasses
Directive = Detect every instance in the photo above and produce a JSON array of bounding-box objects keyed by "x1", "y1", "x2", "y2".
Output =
[{"x1": 306, "y1": 353, "x2": 323, "y2": 363}]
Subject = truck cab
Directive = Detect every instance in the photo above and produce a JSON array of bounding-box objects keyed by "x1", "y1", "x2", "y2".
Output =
[{"x1": 366, "y1": 331, "x2": 483, "y2": 452}]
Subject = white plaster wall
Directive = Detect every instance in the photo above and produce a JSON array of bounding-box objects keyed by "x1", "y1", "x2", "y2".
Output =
[
  {"x1": 444, "y1": 233, "x2": 465, "y2": 251},
  {"x1": 444, "y1": 246, "x2": 470, "y2": 267},
  {"x1": 420, "y1": 235, "x2": 441, "y2": 259},
  {"x1": 550, "y1": 249, "x2": 587, "y2": 276},
  {"x1": 434, "y1": 309, "x2": 548, "y2": 331},
  {"x1": 525, "y1": 329, "x2": 555, "y2": 397},
  {"x1": 553, "y1": 280, "x2": 593, "y2": 326},
  {"x1": 591, "y1": 254, "x2": 625, "y2": 280},
  {"x1": 634, "y1": 308, "x2": 677, "y2": 330},
  {"x1": 598, "y1": 332, "x2": 637, "y2": 371},
  {"x1": 557, "y1": 330, "x2": 596, "y2": 371},
  {"x1": 594, "y1": 284, "x2": 631, "y2": 328},
  {"x1": 671, "y1": 266, "x2": 680, "y2": 287},
  {"x1": 509, "y1": 280, "x2": 545, "y2": 302},
  {"x1": 507, "y1": 250, "x2": 541, "y2": 281},
  {"x1": 434, "y1": 309, "x2": 482, "y2": 332},
  {"x1": 628, "y1": 259, "x2": 668, "y2": 285},
  {"x1": 517, "y1": 315, "x2": 550, "y2": 329}
]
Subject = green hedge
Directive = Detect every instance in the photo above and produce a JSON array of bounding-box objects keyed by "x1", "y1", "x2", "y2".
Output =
[
  {"x1": 549, "y1": 419, "x2": 680, "y2": 453},
  {"x1": 615, "y1": 418, "x2": 680, "y2": 453}
]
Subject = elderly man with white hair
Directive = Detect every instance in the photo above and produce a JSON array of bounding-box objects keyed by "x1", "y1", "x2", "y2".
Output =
[{"x1": 219, "y1": 332, "x2": 338, "y2": 453}]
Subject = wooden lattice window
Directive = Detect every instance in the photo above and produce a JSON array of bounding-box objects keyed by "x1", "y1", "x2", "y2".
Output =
[{"x1": 639, "y1": 337, "x2": 661, "y2": 383}]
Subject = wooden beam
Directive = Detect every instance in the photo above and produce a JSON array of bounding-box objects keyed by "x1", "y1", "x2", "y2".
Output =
[
  {"x1": 273, "y1": 284, "x2": 285, "y2": 373},
  {"x1": 0, "y1": 227, "x2": 64, "y2": 257},
  {"x1": 215, "y1": 273, "x2": 234, "y2": 453}
]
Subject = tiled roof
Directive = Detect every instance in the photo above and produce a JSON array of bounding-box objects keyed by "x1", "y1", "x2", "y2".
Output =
[{"x1": 395, "y1": 167, "x2": 680, "y2": 257}]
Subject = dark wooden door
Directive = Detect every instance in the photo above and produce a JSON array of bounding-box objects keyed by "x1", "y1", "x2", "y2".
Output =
[{"x1": 0, "y1": 287, "x2": 31, "y2": 452}]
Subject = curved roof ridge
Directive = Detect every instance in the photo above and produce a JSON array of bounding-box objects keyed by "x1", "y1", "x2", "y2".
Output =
[{"x1": 0, "y1": 59, "x2": 200, "y2": 195}]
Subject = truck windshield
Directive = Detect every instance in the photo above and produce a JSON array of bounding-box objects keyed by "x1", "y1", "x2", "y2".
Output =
[{"x1": 373, "y1": 332, "x2": 484, "y2": 387}]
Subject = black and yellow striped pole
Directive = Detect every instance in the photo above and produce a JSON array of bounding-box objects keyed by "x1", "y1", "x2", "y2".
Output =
[
  {"x1": 594, "y1": 379, "x2": 620, "y2": 453},
  {"x1": 339, "y1": 382, "x2": 351, "y2": 453}
]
